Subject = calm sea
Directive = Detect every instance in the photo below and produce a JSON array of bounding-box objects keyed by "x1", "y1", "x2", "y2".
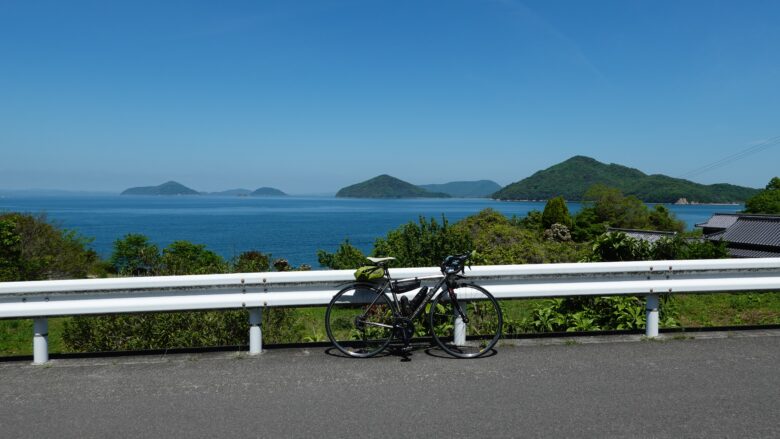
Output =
[{"x1": 0, "y1": 196, "x2": 742, "y2": 268}]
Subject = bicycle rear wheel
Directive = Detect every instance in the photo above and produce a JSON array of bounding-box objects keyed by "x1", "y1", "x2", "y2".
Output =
[
  {"x1": 429, "y1": 283, "x2": 502, "y2": 358},
  {"x1": 325, "y1": 284, "x2": 395, "y2": 358}
]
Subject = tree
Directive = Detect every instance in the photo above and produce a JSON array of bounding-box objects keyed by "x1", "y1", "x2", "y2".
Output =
[
  {"x1": 110, "y1": 234, "x2": 160, "y2": 276},
  {"x1": 160, "y1": 241, "x2": 228, "y2": 275},
  {"x1": 589, "y1": 232, "x2": 651, "y2": 262},
  {"x1": 541, "y1": 196, "x2": 572, "y2": 229},
  {"x1": 233, "y1": 251, "x2": 271, "y2": 273},
  {"x1": 573, "y1": 185, "x2": 684, "y2": 241},
  {"x1": 648, "y1": 205, "x2": 685, "y2": 233},
  {"x1": 454, "y1": 209, "x2": 585, "y2": 265},
  {"x1": 744, "y1": 176, "x2": 780, "y2": 214},
  {"x1": 372, "y1": 215, "x2": 472, "y2": 267},
  {"x1": 317, "y1": 240, "x2": 367, "y2": 269},
  {"x1": 0, "y1": 213, "x2": 95, "y2": 281}
]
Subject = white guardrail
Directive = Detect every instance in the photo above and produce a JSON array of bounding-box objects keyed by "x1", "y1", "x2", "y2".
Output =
[{"x1": 2, "y1": 258, "x2": 780, "y2": 364}]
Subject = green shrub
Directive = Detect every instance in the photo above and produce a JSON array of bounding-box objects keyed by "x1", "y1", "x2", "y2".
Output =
[
  {"x1": 372, "y1": 215, "x2": 472, "y2": 267},
  {"x1": 541, "y1": 196, "x2": 572, "y2": 229},
  {"x1": 0, "y1": 212, "x2": 96, "y2": 281},
  {"x1": 110, "y1": 233, "x2": 160, "y2": 276},
  {"x1": 317, "y1": 240, "x2": 367, "y2": 269}
]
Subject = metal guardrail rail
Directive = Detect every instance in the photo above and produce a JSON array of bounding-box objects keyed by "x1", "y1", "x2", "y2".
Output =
[{"x1": 2, "y1": 258, "x2": 780, "y2": 364}]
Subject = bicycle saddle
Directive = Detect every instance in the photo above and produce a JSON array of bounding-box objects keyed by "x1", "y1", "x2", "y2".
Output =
[{"x1": 366, "y1": 257, "x2": 396, "y2": 264}]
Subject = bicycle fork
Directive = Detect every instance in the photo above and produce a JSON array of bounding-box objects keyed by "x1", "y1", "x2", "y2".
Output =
[{"x1": 448, "y1": 288, "x2": 469, "y2": 324}]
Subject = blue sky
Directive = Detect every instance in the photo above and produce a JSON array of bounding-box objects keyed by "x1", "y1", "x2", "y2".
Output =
[{"x1": 1, "y1": 0, "x2": 779, "y2": 194}]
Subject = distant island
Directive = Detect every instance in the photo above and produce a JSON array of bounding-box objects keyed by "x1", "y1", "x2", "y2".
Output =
[
  {"x1": 121, "y1": 181, "x2": 199, "y2": 196},
  {"x1": 122, "y1": 182, "x2": 288, "y2": 197},
  {"x1": 251, "y1": 187, "x2": 287, "y2": 197},
  {"x1": 336, "y1": 175, "x2": 450, "y2": 198},
  {"x1": 492, "y1": 156, "x2": 759, "y2": 203},
  {"x1": 419, "y1": 180, "x2": 502, "y2": 198}
]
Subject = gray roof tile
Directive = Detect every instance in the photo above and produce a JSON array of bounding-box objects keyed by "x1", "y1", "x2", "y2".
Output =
[
  {"x1": 719, "y1": 217, "x2": 780, "y2": 247},
  {"x1": 696, "y1": 214, "x2": 739, "y2": 229}
]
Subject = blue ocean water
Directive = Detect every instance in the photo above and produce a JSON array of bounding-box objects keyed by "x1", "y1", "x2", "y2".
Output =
[{"x1": 0, "y1": 196, "x2": 742, "y2": 268}]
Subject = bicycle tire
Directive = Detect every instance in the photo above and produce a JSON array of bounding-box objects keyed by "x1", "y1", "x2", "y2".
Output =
[
  {"x1": 429, "y1": 283, "x2": 502, "y2": 358},
  {"x1": 325, "y1": 283, "x2": 395, "y2": 358}
]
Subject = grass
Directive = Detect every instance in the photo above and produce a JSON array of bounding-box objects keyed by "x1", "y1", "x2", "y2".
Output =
[
  {"x1": 667, "y1": 292, "x2": 780, "y2": 327},
  {"x1": 1, "y1": 292, "x2": 779, "y2": 357},
  {"x1": 0, "y1": 317, "x2": 69, "y2": 356}
]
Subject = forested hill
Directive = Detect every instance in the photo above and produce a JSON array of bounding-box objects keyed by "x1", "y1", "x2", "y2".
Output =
[
  {"x1": 121, "y1": 181, "x2": 200, "y2": 196},
  {"x1": 251, "y1": 187, "x2": 287, "y2": 196},
  {"x1": 492, "y1": 156, "x2": 759, "y2": 203},
  {"x1": 336, "y1": 175, "x2": 450, "y2": 198},
  {"x1": 419, "y1": 180, "x2": 502, "y2": 198}
]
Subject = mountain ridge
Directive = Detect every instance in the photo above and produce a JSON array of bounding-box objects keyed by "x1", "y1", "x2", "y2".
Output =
[
  {"x1": 336, "y1": 175, "x2": 450, "y2": 198},
  {"x1": 492, "y1": 156, "x2": 759, "y2": 203}
]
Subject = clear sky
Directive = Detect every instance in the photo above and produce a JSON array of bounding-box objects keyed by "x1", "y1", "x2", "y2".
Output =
[{"x1": 1, "y1": 0, "x2": 779, "y2": 194}]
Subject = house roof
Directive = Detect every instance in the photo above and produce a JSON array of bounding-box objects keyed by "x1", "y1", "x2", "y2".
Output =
[
  {"x1": 607, "y1": 228, "x2": 677, "y2": 243},
  {"x1": 695, "y1": 213, "x2": 739, "y2": 229},
  {"x1": 713, "y1": 216, "x2": 780, "y2": 248},
  {"x1": 728, "y1": 248, "x2": 780, "y2": 258}
]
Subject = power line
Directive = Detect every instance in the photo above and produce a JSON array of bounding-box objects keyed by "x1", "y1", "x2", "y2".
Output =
[{"x1": 679, "y1": 136, "x2": 780, "y2": 179}]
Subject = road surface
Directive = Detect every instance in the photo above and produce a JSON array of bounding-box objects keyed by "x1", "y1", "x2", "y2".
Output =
[{"x1": 1, "y1": 331, "x2": 779, "y2": 438}]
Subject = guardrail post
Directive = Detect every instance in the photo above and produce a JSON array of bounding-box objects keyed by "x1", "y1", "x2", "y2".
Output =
[
  {"x1": 249, "y1": 307, "x2": 262, "y2": 355},
  {"x1": 454, "y1": 302, "x2": 466, "y2": 346},
  {"x1": 645, "y1": 294, "x2": 659, "y2": 338},
  {"x1": 33, "y1": 318, "x2": 49, "y2": 364}
]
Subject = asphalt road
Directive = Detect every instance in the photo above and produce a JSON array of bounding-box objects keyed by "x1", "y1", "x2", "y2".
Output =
[{"x1": 1, "y1": 332, "x2": 779, "y2": 438}]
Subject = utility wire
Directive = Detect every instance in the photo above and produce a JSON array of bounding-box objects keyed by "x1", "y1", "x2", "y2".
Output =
[{"x1": 679, "y1": 135, "x2": 780, "y2": 179}]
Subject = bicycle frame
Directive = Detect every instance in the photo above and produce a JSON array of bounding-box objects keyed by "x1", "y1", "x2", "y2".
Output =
[{"x1": 357, "y1": 268, "x2": 465, "y2": 330}]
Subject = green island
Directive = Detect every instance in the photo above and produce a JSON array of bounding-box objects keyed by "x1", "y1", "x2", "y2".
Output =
[
  {"x1": 251, "y1": 187, "x2": 287, "y2": 197},
  {"x1": 336, "y1": 174, "x2": 450, "y2": 198},
  {"x1": 493, "y1": 156, "x2": 759, "y2": 203},
  {"x1": 2, "y1": 178, "x2": 779, "y2": 356},
  {"x1": 121, "y1": 182, "x2": 288, "y2": 197},
  {"x1": 121, "y1": 181, "x2": 200, "y2": 196}
]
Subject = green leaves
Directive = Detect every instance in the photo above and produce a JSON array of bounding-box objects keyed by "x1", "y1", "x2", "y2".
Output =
[
  {"x1": 541, "y1": 196, "x2": 572, "y2": 229},
  {"x1": 317, "y1": 240, "x2": 366, "y2": 270},
  {"x1": 0, "y1": 213, "x2": 94, "y2": 281},
  {"x1": 373, "y1": 215, "x2": 472, "y2": 267},
  {"x1": 110, "y1": 234, "x2": 160, "y2": 276},
  {"x1": 744, "y1": 176, "x2": 780, "y2": 214}
]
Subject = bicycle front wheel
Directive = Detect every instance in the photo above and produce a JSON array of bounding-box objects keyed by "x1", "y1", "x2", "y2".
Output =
[
  {"x1": 325, "y1": 284, "x2": 395, "y2": 358},
  {"x1": 429, "y1": 283, "x2": 502, "y2": 358}
]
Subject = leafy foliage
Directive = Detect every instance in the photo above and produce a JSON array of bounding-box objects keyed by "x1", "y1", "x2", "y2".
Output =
[
  {"x1": 110, "y1": 234, "x2": 161, "y2": 276},
  {"x1": 233, "y1": 250, "x2": 271, "y2": 273},
  {"x1": 63, "y1": 239, "x2": 298, "y2": 352},
  {"x1": 372, "y1": 215, "x2": 472, "y2": 267},
  {"x1": 744, "y1": 176, "x2": 780, "y2": 214},
  {"x1": 572, "y1": 185, "x2": 685, "y2": 241},
  {"x1": 541, "y1": 196, "x2": 572, "y2": 229},
  {"x1": 0, "y1": 213, "x2": 96, "y2": 281},
  {"x1": 160, "y1": 241, "x2": 229, "y2": 275},
  {"x1": 454, "y1": 209, "x2": 586, "y2": 265},
  {"x1": 317, "y1": 240, "x2": 367, "y2": 269}
]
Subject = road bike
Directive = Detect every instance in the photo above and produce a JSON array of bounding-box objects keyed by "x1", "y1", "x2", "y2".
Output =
[{"x1": 325, "y1": 252, "x2": 502, "y2": 358}]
